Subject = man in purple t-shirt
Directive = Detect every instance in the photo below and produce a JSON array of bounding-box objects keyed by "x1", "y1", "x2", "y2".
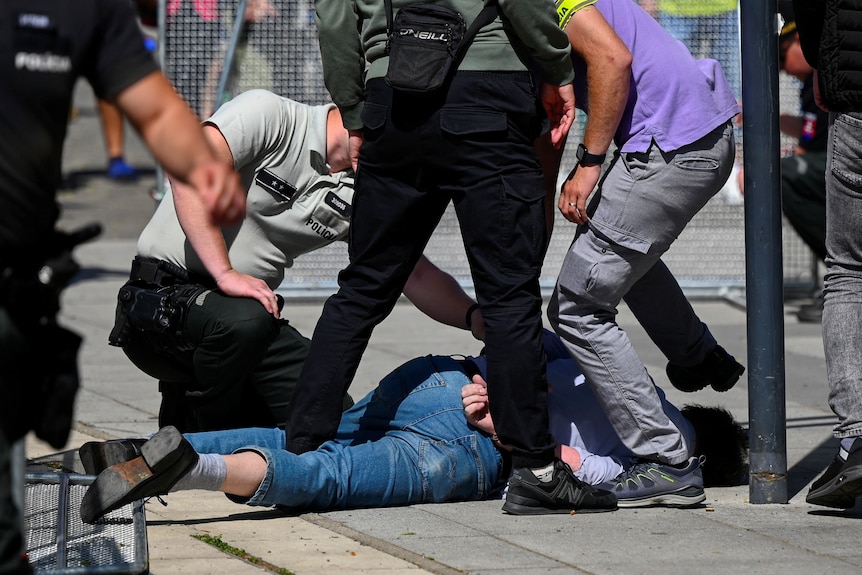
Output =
[{"x1": 545, "y1": 0, "x2": 740, "y2": 508}]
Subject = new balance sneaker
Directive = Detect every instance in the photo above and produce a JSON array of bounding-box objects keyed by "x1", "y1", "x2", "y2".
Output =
[
  {"x1": 80, "y1": 426, "x2": 197, "y2": 524},
  {"x1": 79, "y1": 438, "x2": 147, "y2": 475},
  {"x1": 806, "y1": 438, "x2": 862, "y2": 509},
  {"x1": 666, "y1": 345, "x2": 745, "y2": 393},
  {"x1": 599, "y1": 457, "x2": 706, "y2": 508},
  {"x1": 502, "y1": 459, "x2": 618, "y2": 515}
]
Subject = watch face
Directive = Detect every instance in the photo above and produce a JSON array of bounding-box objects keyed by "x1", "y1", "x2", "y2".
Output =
[{"x1": 577, "y1": 143, "x2": 603, "y2": 166}]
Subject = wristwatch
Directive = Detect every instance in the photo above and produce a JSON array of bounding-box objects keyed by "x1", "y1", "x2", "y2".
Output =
[{"x1": 576, "y1": 143, "x2": 606, "y2": 167}]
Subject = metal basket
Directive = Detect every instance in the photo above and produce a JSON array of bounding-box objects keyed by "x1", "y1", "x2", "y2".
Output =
[{"x1": 25, "y1": 473, "x2": 148, "y2": 575}]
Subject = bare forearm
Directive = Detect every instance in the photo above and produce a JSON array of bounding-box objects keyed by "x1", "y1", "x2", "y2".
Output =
[
  {"x1": 116, "y1": 72, "x2": 244, "y2": 226},
  {"x1": 403, "y1": 256, "x2": 482, "y2": 338},
  {"x1": 577, "y1": 29, "x2": 630, "y2": 153},
  {"x1": 171, "y1": 124, "x2": 238, "y2": 282},
  {"x1": 172, "y1": 181, "x2": 232, "y2": 280},
  {"x1": 558, "y1": 7, "x2": 631, "y2": 224},
  {"x1": 117, "y1": 72, "x2": 218, "y2": 183}
]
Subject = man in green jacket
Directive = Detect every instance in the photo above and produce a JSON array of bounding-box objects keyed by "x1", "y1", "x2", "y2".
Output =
[{"x1": 283, "y1": 0, "x2": 611, "y2": 516}]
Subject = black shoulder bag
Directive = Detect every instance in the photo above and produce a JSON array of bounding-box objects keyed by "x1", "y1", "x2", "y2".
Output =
[{"x1": 384, "y1": 0, "x2": 497, "y2": 94}]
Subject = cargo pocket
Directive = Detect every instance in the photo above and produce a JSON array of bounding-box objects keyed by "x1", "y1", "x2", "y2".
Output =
[
  {"x1": 440, "y1": 109, "x2": 507, "y2": 139},
  {"x1": 498, "y1": 175, "x2": 547, "y2": 273},
  {"x1": 361, "y1": 102, "x2": 388, "y2": 134},
  {"x1": 560, "y1": 222, "x2": 652, "y2": 310}
]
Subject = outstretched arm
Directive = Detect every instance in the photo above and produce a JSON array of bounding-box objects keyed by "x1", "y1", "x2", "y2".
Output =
[
  {"x1": 115, "y1": 72, "x2": 244, "y2": 226},
  {"x1": 403, "y1": 256, "x2": 485, "y2": 340}
]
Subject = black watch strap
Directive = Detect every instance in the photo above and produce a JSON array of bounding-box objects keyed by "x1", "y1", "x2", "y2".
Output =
[{"x1": 577, "y1": 143, "x2": 606, "y2": 166}]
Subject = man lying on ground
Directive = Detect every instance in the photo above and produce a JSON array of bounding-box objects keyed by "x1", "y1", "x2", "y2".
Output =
[{"x1": 79, "y1": 331, "x2": 747, "y2": 522}]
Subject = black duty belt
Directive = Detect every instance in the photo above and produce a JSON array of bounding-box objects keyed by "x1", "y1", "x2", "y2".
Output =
[{"x1": 129, "y1": 256, "x2": 190, "y2": 287}]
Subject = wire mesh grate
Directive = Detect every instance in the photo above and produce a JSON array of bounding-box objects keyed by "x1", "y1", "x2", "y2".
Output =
[{"x1": 25, "y1": 473, "x2": 147, "y2": 575}]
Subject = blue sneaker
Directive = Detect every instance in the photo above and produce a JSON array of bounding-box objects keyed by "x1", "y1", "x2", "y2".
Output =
[
  {"x1": 599, "y1": 457, "x2": 706, "y2": 508},
  {"x1": 107, "y1": 157, "x2": 138, "y2": 181}
]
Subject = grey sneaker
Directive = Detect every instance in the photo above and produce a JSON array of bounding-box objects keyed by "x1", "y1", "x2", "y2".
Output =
[
  {"x1": 503, "y1": 460, "x2": 618, "y2": 515},
  {"x1": 599, "y1": 457, "x2": 705, "y2": 508},
  {"x1": 806, "y1": 438, "x2": 862, "y2": 509}
]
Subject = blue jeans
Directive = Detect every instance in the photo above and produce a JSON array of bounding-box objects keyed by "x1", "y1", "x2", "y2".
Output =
[
  {"x1": 823, "y1": 112, "x2": 862, "y2": 439},
  {"x1": 185, "y1": 356, "x2": 503, "y2": 510},
  {"x1": 659, "y1": 11, "x2": 741, "y2": 100},
  {"x1": 549, "y1": 123, "x2": 735, "y2": 465}
]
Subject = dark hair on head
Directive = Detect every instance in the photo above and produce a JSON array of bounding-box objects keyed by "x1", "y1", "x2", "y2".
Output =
[{"x1": 681, "y1": 404, "x2": 749, "y2": 487}]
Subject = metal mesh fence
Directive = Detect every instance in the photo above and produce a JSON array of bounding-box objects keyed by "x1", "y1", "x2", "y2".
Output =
[{"x1": 159, "y1": 0, "x2": 817, "y2": 298}]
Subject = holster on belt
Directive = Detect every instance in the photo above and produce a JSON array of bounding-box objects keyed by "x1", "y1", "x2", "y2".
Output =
[{"x1": 109, "y1": 256, "x2": 207, "y2": 347}]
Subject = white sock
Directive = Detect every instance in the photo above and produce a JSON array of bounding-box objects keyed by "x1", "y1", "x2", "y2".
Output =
[
  {"x1": 532, "y1": 462, "x2": 556, "y2": 483},
  {"x1": 170, "y1": 453, "x2": 227, "y2": 492}
]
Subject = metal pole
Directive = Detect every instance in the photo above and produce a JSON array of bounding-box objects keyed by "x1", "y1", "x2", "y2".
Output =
[
  {"x1": 215, "y1": 0, "x2": 249, "y2": 111},
  {"x1": 155, "y1": 0, "x2": 168, "y2": 202},
  {"x1": 741, "y1": 0, "x2": 788, "y2": 504}
]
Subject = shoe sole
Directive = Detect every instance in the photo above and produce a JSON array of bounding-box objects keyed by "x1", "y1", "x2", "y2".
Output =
[
  {"x1": 79, "y1": 440, "x2": 141, "y2": 476},
  {"x1": 502, "y1": 501, "x2": 617, "y2": 515},
  {"x1": 81, "y1": 427, "x2": 196, "y2": 523},
  {"x1": 616, "y1": 487, "x2": 706, "y2": 509},
  {"x1": 806, "y1": 467, "x2": 862, "y2": 508}
]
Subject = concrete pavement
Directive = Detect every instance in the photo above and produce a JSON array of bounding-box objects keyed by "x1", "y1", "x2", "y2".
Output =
[{"x1": 23, "y1": 80, "x2": 862, "y2": 575}]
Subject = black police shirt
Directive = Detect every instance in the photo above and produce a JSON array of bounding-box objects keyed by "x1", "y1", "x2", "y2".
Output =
[{"x1": 0, "y1": 0, "x2": 158, "y2": 252}]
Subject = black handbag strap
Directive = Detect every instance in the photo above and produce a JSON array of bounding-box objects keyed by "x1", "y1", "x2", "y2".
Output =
[
  {"x1": 384, "y1": 0, "x2": 499, "y2": 63},
  {"x1": 455, "y1": 3, "x2": 497, "y2": 64},
  {"x1": 385, "y1": 0, "x2": 394, "y2": 33}
]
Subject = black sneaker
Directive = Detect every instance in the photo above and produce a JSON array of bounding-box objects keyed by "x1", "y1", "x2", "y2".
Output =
[
  {"x1": 666, "y1": 345, "x2": 745, "y2": 393},
  {"x1": 502, "y1": 460, "x2": 617, "y2": 515},
  {"x1": 806, "y1": 438, "x2": 862, "y2": 509},
  {"x1": 80, "y1": 426, "x2": 198, "y2": 524},
  {"x1": 598, "y1": 457, "x2": 706, "y2": 508},
  {"x1": 79, "y1": 438, "x2": 147, "y2": 475}
]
